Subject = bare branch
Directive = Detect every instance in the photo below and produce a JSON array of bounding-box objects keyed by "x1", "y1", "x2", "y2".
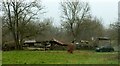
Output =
[{"x1": 61, "y1": 0, "x2": 90, "y2": 41}]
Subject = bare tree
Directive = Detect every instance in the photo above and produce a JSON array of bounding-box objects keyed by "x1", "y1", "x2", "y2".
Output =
[
  {"x1": 106, "y1": 21, "x2": 119, "y2": 49},
  {"x1": 2, "y1": 0, "x2": 44, "y2": 49},
  {"x1": 61, "y1": 0, "x2": 90, "y2": 42}
]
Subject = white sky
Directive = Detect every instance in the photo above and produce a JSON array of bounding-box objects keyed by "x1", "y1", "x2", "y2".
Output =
[{"x1": 41, "y1": 0, "x2": 119, "y2": 28}]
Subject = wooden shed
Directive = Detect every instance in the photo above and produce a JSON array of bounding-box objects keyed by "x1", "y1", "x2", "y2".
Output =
[{"x1": 96, "y1": 37, "x2": 111, "y2": 47}]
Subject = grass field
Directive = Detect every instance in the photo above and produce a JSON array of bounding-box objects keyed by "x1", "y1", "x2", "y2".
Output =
[
  {"x1": 2, "y1": 50, "x2": 118, "y2": 64},
  {"x1": 0, "y1": 51, "x2": 2, "y2": 65}
]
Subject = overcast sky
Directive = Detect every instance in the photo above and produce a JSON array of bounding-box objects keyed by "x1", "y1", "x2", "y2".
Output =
[{"x1": 41, "y1": 0, "x2": 119, "y2": 28}]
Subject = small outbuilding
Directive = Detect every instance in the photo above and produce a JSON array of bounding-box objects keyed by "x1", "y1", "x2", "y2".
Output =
[{"x1": 96, "y1": 37, "x2": 111, "y2": 47}]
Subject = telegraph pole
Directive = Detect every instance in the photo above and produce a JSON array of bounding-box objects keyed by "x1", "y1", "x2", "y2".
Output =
[{"x1": 118, "y1": 1, "x2": 120, "y2": 64}]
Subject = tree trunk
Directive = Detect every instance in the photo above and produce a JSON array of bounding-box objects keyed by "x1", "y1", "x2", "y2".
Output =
[{"x1": 118, "y1": 25, "x2": 120, "y2": 61}]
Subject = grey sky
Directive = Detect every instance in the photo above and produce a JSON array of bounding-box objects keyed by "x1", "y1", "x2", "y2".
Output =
[{"x1": 42, "y1": 0, "x2": 119, "y2": 28}]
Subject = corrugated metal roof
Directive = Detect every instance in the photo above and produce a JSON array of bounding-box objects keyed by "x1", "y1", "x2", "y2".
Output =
[
  {"x1": 24, "y1": 40, "x2": 36, "y2": 43},
  {"x1": 97, "y1": 37, "x2": 110, "y2": 40}
]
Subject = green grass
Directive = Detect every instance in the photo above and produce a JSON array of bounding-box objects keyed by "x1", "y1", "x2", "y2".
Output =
[
  {"x1": 2, "y1": 50, "x2": 118, "y2": 64},
  {"x1": 0, "y1": 51, "x2": 2, "y2": 65}
]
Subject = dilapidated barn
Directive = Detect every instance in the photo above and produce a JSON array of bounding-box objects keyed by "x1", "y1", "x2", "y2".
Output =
[{"x1": 23, "y1": 38, "x2": 68, "y2": 50}]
